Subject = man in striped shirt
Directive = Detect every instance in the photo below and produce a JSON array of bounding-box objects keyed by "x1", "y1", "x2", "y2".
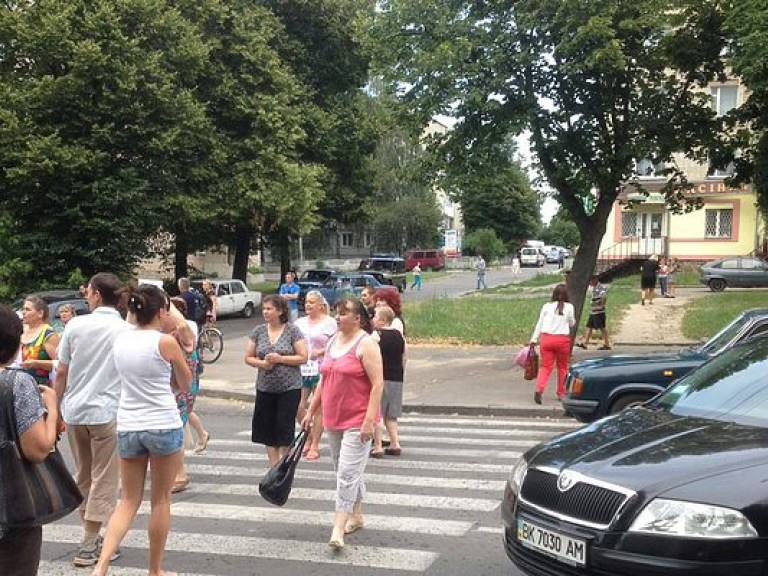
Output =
[{"x1": 576, "y1": 275, "x2": 611, "y2": 350}]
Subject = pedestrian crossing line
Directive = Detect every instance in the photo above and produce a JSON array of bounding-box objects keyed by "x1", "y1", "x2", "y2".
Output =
[
  {"x1": 234, "y1": 425, "x2": 570, "y2": 439},
  {"x1": 189, "y1": 482, "x2": 499, "y2": 512},
  {"x1": 201, "y1": 445, "x2": 518, "y2": 460},
  {"x1": 43, "y1": 525, "x2": 440, "y2": 572},
  {"x1": 474, "y1": 526, "x2": 504, "y2": 535},
  {"x1": 124, "y1": 501, "x2": 474, "y2": 536},
  {"x1": 397, "y1": 416, "x2": 578, "y2": 429},
  {"x1": 209, "y1": 434, "x2": 539, "y2": 447},
  {"x1": 185, "y1": 463, "x2": 506, "y2": 491},
  {"x1": 189, "y1": 456, "x2": 512, "y2": 475},
  {"x1": 38, "y1": 561, "x2": 215, "y2": 576}
]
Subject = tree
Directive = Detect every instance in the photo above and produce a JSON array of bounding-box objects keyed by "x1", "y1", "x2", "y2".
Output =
[
  {"x1": 368, "y1": 128, "x2": 444, "y2": 253},
  {"x1": 542, "y1": 208, "x2": 580, "y2": 249},
  {"x1": 0, "y1": 0, "x2": 212, "y2": 292},
  {"x1": 375, "y1": 0, "x2": 726, "y2": 324},
  {"x1": 462, "y1": 228, "x2": 506, "y2": 262}
]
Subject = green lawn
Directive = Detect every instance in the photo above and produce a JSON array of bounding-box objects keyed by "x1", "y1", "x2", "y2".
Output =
[
  {"x1": 610, "y1": 271, "x2": 700, "y2": 288},
  {"x1": 681, "y1": 290, "x2": 768, "y2": 340},
  {"x1": 249, "y1": 281, "x2": 279, "y2": 294}
]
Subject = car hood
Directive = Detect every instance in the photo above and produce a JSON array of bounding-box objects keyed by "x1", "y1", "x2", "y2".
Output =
[
  {"x1": 297, "y1": 280, "x2": 324, "y2": 289},
  {"x1": 527, "y1": 409, "x2": 768, "y2": 510},
  {"x1": 570, "y1": 350, "x2": 703, "y2": 373}
]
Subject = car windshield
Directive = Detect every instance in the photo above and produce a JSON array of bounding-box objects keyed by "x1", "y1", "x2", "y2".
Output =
[
  {"x1": 650, "y1": 337, "x2": 768, "y2": 427},
  {"x1": 697, "y1": 313, "x2": 750, "y2": 356}
]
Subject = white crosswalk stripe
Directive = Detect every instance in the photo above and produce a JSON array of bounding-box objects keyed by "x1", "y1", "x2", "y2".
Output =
[{"x1": 41, "y1": 414, "x2": 578, "y2": 575}]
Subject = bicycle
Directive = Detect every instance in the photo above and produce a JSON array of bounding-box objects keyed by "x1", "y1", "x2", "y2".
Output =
[{"x1": 197, "y1": 325, "x2": 224, "y2": 364}]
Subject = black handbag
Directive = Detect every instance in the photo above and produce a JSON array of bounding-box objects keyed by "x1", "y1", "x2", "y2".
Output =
[
  {"x1": 258, "y1": 429, "x2": 308, "y2": 507},
  {"x1": 0, "y1": 369, "x2": 83, "y2": 531}
]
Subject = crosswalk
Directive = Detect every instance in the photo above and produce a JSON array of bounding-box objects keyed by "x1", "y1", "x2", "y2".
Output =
[{"x1": 39, "y1": 414, "x2": 578, "y2": 575}]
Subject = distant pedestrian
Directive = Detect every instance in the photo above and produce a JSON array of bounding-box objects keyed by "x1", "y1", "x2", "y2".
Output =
[
  {"x1": 279, "y1": 271, "x2": 301, "y2": 323},
  {"x1": 20, "y1": 295, "x2": 60, "y2": 387},
  {"x1": 530, "y1": 284, "x2": 575, "y2": 404},
  {"x1": 576, "y1": 276, "x2": 611, "y2": 350},
  {"x1": 511, "y1": 255, "x2": 521, "y2": 277},
  {"x1": 92, "y1": 285, "x2": 192, "y2": 576},
  {"x1": 667, "y1": 257, "x2": 679, "y2": 298},
  {"x1": 245, "y1": 295, "x2": 307, "y2": 468},
  {"x1": 557, "y1": 249, "x2": 565, "y2": 269},
  {"x1": 53, "y1": 303, "x2": 77, "y2": 333},
  {"x1": 370, "y1": 306, "x2": 406, "y2": 459},
  {"x1": 55, "y1": 273, "x2": 130, "y2": 567},
  {"x1": 640, "y1": 254, "x2": 660, "y2": 305},
  {"x1": 301, "y1": 298, "x2": 384, "y2": 550},
  {"x1": 658, "y1": 258, "x2": 669, "y2": 297},
  {"x1": 410, "y1": 263, "x2": 422, "y2": 291},
  {"x1": 476, "y1": 255, "x2": 487, "y2": 290}
]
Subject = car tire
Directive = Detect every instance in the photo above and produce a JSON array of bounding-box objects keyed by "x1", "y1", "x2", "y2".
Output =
[
  {"x1": 708, "y1": 278, "x2": 726, "y2": 292},
  {"x1": 609, "y1": 393, "x2": 652, "y2": 415},
  {"x1": 242, "y1": 302, "x2": 255, "y2": 318}
]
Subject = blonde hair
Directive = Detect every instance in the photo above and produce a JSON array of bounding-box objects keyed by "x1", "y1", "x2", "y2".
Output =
[
  {"x1": 305, "y1": 290, "x2": 330, "y2": 313},
  {"x1": 374, "y1": 305, "x2": 395, "y2": 325}
]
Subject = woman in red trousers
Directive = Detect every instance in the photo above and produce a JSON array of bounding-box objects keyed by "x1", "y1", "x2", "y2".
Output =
[{"x1": 529, "y1": 284, "x2": 575, "y2": 404}]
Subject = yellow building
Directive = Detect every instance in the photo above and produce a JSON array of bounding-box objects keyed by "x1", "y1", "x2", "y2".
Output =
[{"x1": 599, "y1": 80, "x2": 764, "y2": 265}]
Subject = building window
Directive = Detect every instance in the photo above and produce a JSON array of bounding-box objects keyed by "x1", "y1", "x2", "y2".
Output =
[
  {"x1": 621, "y1": 212, "x2": 637, "y2": 237},
  {"x1": 635, "y1": 157, "x2": 667, "y2": 178},
  {"x1": 710, "y1": 86, "x2": 738, "y2": 177},
  {"x1": 364, "y1": 232, "x2": 373, "y2": 248},
  {"x1": 705, "y1": 209, "x2": 733, "y2": 238},
  {"x1": 340, "y1": 232, "x2": 354, "y2": 247}
]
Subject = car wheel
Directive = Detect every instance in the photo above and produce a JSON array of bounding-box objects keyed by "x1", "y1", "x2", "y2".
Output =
[
  {"x1": 609, "y1": 393, "x2": 651, "y2": 415},
  {"x1": 708, "y1": 278, "x2": 726, "y2": 292},
  {"x1": 242, "y1": 302, "x2": 255, "y2": 318}
]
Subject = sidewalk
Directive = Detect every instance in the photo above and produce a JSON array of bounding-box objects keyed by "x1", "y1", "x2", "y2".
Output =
[{"x1": 199, "y1": 286, "x2": 706, "y2": 418}]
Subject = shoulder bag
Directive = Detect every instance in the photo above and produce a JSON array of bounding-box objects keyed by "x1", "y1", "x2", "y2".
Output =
[
  {"x1": 258, "y1": 429, "x2": 308, "y2": 507},
  {"x1": 523, "y1": 345, "x2": 539, "y2": 381},
  {"x1": 0, "y1": 370, "x2": 82, "y2": 531}
]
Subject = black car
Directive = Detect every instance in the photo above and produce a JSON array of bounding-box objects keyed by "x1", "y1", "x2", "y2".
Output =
[
  {"x1": 503, "y1": 334, "x2": 768, "y2": 575},
  {"x1": 296, "y1": 269, "x2": 338, "y2": 310},
  {"x1": 358, "y1": 256, "x2": 407, "y2": 292},
  {"x1": 563, "y1": 308, "x2": 768, "y2": 423}
]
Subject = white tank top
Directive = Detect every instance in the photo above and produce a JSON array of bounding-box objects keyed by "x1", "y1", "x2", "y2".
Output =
[{"x1": 114, "y1": 329, "x2": 181, "y2": 432}]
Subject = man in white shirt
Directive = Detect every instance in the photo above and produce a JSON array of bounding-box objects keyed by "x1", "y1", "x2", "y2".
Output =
[{"x1": 55, "y1": 273, "x2": 130, "y2": 567}]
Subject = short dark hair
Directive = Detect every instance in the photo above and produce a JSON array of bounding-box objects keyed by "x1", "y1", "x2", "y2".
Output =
[
  {"x1": 262, "y1": 294, "x2": 289, "y2": 323},
  {"x1": 336, "y1": 297, "x2": 373, "y2": 334},
  {"x1": 89, "y1": 272, "x2": 124, "y2": 308},
  {"x1": 0, "y1": 304, "x2": 23, "y2": 365}
]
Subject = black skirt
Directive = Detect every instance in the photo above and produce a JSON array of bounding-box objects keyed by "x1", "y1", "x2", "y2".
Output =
[{"x1": 251, "y1": 388, "x2": 302, "y2": 447}]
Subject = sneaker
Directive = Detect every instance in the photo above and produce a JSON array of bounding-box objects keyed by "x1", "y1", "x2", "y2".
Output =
[{"x1": 74, "y1": 536, "x2": 121, "y2": 566}]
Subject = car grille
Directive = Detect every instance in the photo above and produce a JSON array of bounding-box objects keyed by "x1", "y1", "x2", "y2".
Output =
[
  {"x1": 506, "y1": 528, "x2": 600, "y2": 576},
  {"x1": 519, "y1": 468, "x2": 629, "y2": 528}
]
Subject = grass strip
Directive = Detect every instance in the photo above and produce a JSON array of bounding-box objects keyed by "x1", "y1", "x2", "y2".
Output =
[{"x1": 681, "y1": 290, "x2": 768, "y2": 340}]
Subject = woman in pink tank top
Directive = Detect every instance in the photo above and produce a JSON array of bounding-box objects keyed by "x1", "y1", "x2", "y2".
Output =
[{"x1": 302, "y1": 297, "x2": 383, "y2": 550}]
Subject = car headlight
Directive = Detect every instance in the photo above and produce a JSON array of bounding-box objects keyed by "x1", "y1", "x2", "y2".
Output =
[
  {"x1": 628, "y1": 498, "x2": 758, "y2": 539},
  {"x1": 509, "y1": 458, "x2": 528, "y2": 495}
]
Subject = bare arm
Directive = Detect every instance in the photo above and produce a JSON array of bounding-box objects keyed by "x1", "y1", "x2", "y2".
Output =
[
  {"x1": 358, "y1": 337, "x2": 384, "y2": 441},
  {"x1": 19, "y1": 386, "x2": 59, "y2": 462},
  {"x1": 54, "y1": 362, "x2": 69, "y2": 403},
  {"x1": 22, "y1": 331, "x2": 59, "y2": 372},
  {"x1": 169, "y1": 302, "x2": 195, "y2": 353},
  {"x1": 159, "y1": 334, "x2": 191, "y2": 393}
]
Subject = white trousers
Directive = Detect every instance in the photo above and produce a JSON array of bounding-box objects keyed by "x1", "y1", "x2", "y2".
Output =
[{"x1": 327, "y1": 428, "x2": 371, "y2": 513}]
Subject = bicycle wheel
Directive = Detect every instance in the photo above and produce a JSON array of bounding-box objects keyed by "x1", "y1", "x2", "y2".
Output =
[{"x1": 199, "y1": 328, "x2": 224, "y2": 364}]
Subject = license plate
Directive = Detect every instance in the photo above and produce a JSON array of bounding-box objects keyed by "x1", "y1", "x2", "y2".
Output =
[{"x1": 516, "y1": 517, "x2": 587, "y2": 567}]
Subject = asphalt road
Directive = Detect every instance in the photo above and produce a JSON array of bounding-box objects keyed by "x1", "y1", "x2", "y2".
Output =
[{"x1": 41, "y1": 398, "x2": 576, "y2": 575}]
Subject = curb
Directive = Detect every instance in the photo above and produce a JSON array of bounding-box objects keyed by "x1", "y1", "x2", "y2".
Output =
[{"x1": 198, "y1": 388, "x2": 571, "y2": 419}]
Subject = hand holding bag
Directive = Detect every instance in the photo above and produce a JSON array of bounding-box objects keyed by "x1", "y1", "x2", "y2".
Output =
[
  {"x1": 258, "y1": 429, "x2": 308, "y2": 507},
  {"x1": 0, "y1": 370, "x2": 83, "y2": 531},
  {"x1": 523, "y1": 345, "x2": 539, "y2": 381}
]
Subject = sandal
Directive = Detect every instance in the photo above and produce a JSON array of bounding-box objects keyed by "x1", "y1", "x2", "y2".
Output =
[
  {"x1": 384, "y1": 447, "x2": 402, "y2": 456},
  {"x1": 344, "y1": 519, "x2": 364, "y2": 534},
  {"x1": 171, "y1": 478, "x2": 189, "y2": 494},
  {"x1": 305, "y1": 449, "x2": 320, "y2": 461},
  {"x1": 369, "y1": 450, "x2": 384, "y2": 459},
  {"x1": 194, "y1": 432, "x2": 211, "y2": 454}
]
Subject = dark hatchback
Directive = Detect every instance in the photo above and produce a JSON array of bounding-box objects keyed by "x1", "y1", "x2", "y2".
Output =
[
  {"x1": 563, "y1": 308, "x2": 768, "y2": 423},
  {"x1": 503, "y1": 335, "x2": 768, "y2": 576}
]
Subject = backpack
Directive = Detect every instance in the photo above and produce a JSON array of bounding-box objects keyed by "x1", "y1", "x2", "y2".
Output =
[{"x1": 192, "y1": 289, "x2": 208, "y2": 323}]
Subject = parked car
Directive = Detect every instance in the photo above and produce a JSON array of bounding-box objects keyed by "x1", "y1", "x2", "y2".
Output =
[
  {"x1": 316, "y1": 274, "x2": 397, "y2": 309},
  {"x1": 191, "y1": 279, "x2": 261, "y2": 318},
  {"x1": 563, "y1": 308, "x2": 768, "y2": 423},
  {"x1": 295, "y1": 268, "x2": 339, "y2": 310},
  {"x1": 13, "y1": 290, "x2": 90, "y2": 324},
  {"x1": 405, "y1": 248, "x2": 446, "y2": 271},
  {"x1": 358, "y1": 256, "x2": 407, "y2": 292},
  {"x1": 520, "y1": 247, "x2": 546, "y2": 267},
  {"x1": 700, "y1": 256, "x2": 768, "y2": 291},
  {"x1": 503, "y1": 334, "x2": 768, "y2": 576}
]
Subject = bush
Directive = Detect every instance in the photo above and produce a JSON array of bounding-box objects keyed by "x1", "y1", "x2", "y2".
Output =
[{"x1": 462, "y1": 228, "x2": 506, "y2": 262}]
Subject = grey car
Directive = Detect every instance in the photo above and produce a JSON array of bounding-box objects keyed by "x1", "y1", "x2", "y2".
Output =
[{"x1": 700, "y1": 256, "x2": 768, "y2": 291}]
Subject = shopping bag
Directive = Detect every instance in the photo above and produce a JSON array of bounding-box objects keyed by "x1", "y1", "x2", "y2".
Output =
[
  {"x1": 523, "y1": 345, "x2": 539, "y2": 381},
  {"x1": 514, "y1": 347, "x2": 529, "y2": 368},
  {"x1": 258, "y1": 429, "x2": 308, "y2": 506}
]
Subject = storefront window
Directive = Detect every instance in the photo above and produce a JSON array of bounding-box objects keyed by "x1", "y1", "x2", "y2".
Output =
[{"x1": 705, "y1": 209, "x2": 733, "y2": 238}]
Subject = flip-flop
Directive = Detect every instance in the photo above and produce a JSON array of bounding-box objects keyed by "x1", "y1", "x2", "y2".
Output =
[
  {"x1": 171, "y1": 478, "x2": 189, "y2": 494},
  {"x1": 305, "y1": 449, "x2": 320, "y2": 461},
  {"x1": 194, "y1": 432, "x2": 211, "y2": 454},
  {"x1": 384, "y1": 447, "x2": 402, "y2": 456},
  {"x1": 344, "y1": 519, "x2": 364, "y2": 534},
  {"x1": 369, "y1": 450, "x2": 384, "y2": 459}
]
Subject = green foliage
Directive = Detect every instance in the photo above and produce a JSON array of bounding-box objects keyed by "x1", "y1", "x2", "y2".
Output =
[
  {"x1": 682, "y1": 290, "x2": 768, "y2": 341},
  {"x1": 462, "y1": 228, "x2": 506, "y2": 261},
  {"x1": 541, "y1": 208, "x2": 581, "y2": 248}
]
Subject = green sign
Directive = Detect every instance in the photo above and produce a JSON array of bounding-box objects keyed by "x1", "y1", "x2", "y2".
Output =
[{"x1": 582, "y1": 195, "x2": 595, "y2": 215}]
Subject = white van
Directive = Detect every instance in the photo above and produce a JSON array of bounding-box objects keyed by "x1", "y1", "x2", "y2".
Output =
[{"x1": 520, "y1": 247, "x2": 545, "y2": 267}]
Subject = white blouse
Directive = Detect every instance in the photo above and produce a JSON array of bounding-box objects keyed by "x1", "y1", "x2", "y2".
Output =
[{"x1": 530, "y1": 301, "x2": 575, "y2": 342}]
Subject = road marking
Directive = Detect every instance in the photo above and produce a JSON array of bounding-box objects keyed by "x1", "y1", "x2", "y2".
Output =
[
  {"x1": 44, "y1": 525, "x2": 440, "y2": 572},
  {"x1": 189, "y1": 482, "x2": 500, "y2": 512},
  {"x1": 38, "y1": 561, "x2": 215, "y2": 576},
  {"x1": 234, "y1": 424, "x2": 571, "y2": 439},
  {"x1": 185, "y1": 463, "x2": 506, "y2": 491},
  {"x1": 474, "y1": 526, "x2": 504, "y2": 535},
  {"x1": 398, "y1": 416, "x2": 577, "y2": 429},
  {"x1": 210, "y1": 434, "x2": 539, "y2": 447},
  {"x1": 201, "y1": 445, "x2": 518, "y2": 460}
]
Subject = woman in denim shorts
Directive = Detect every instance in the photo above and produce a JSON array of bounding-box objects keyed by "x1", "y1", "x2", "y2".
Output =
[{"x1": 91, "y1": 286, "x2": 192, "y2": 576}]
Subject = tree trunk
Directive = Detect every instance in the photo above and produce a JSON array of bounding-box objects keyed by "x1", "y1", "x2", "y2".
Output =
[
  {"x1": 174, "y1": 224, "x2": 189, "y2": 282},
  {"x1": 275, "y1": 229, "x2": 292, "y2": 278},
  {"x1": 232, "y1": 224, "x2": 252, "y2": 282}
]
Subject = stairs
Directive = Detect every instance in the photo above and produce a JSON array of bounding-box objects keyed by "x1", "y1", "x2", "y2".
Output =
[{"x1": 596, "y1": 237, "x2": 667, "y2": 282}]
